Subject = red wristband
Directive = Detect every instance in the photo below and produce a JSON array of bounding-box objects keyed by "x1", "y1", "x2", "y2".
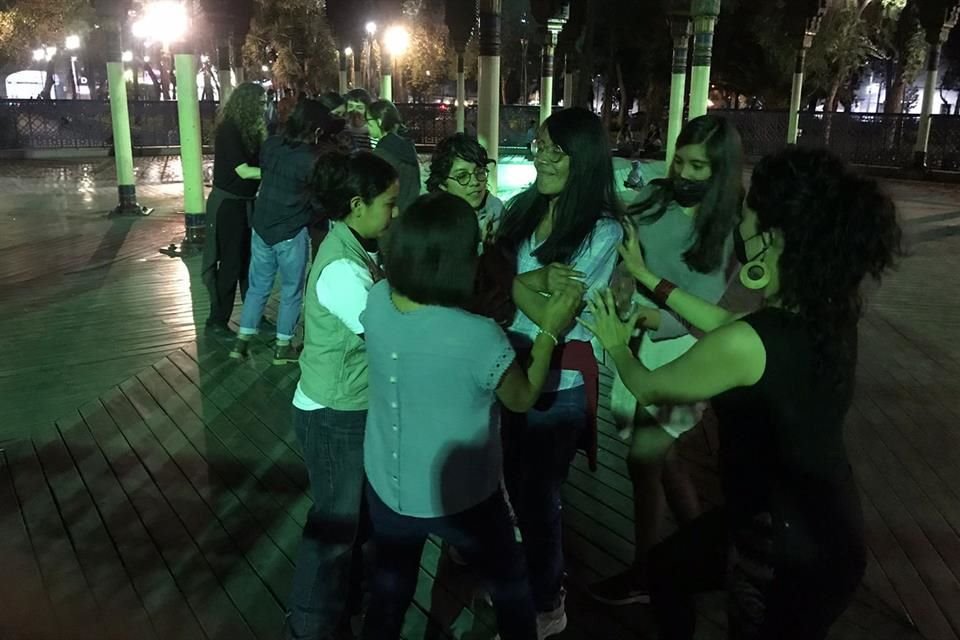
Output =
[{"x1": 652, "y1": 279, "x2": 677, "y2": 306}]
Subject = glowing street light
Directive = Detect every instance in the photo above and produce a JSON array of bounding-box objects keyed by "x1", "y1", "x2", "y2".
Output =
[
  {"x1": 122, "y1": 50, "x2": 134, "y2": 62},
  {"x1": 344, "y1": 46, "x2": 353, "y2": 57},
  {"x1": 65, "y1": 34, "x2": 81, "y2": 50},
  {"x1": 366, "y1": 21, "x2": 377, "y2": 36},
  {"x1": 45, "y1": 46, "x2": 58, "y2": 60},
  {"x1": 261, "y1": 64, "x2": 269, "y2": 73},
  {"x1": 384, "y1": 25, "x2": 410, "y2": 57},
  {"x1": 132, "y1": 1, "x2": 188, "y2": 45},
  {"x1": 33, "y1": 48, "x2": 46, "y2": 62}
]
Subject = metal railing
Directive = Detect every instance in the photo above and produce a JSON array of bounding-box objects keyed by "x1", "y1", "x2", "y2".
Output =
[{"x1": 2, "y1": 99, "x2": 958, "y2": 170}]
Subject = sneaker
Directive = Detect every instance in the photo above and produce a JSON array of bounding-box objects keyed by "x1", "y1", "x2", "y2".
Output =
[
  {"x1": 229, "y1": 339, "x2": 250, "y2": 359},
  {"x1": 536, "y1": 590, "x2": 567, "y2": 639},
  {"x1": 273, "y1": 343, "x2": 299, "y2": 365},
  {"x1": 588, "y1": 568, "x2": 650, "y2": 606}
]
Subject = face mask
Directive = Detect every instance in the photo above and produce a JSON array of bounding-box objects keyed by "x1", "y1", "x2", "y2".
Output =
[{"x1": 672, "y1": 177, "x2": 711, "y2": 208}]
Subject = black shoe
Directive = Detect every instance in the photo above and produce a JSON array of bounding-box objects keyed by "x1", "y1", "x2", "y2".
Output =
[
  {"x1": 588, "y1": 568, "x2": 651, "y2": 605},
  {"x1": 205, "y1": 318, "x2": 235, "y2": 338}
]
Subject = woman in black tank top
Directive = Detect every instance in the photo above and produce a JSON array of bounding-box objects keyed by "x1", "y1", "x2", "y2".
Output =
[{"x1": 579, "y1": 147, "x2": 902, "y2": 640}]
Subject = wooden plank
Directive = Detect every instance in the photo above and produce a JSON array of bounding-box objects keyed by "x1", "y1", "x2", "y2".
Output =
[
  {"x1": 70, "y1": 399, "x2": 206, "y2": 640},
  {"x1": 33, "y1": 414, "x2": 156, "y2": 640},
  {"x1": 0, "y1": 448, "x2": 60, "y2": 640},
  {"x1": 124, "y1": 370, "x2": 287, "y2": 639},
  {"x1": 5, "y1": 439, "x2": 105, "y2": 639},
  {"x1": 97, "y1": 384, "x2": 258, "y2": 640}
]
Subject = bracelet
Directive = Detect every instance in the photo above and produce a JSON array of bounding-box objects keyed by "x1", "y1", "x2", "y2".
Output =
[
  {"x1": 652, "y1": 278, "x2": 678, "y2": 306},
  {"x1": 537, "y1": 328, "x2": 559, "y2": 346}
]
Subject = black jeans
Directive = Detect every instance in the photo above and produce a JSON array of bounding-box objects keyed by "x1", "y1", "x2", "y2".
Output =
[
  {"x1": 648, "y1": 508, "x2": 865, "y2": 640},
  {"x1": 362, "y1": 486, "x2": 537, "y2": 640},
  {"x1": 203, "y1": 197, "x2": 251, "y2": 325}
]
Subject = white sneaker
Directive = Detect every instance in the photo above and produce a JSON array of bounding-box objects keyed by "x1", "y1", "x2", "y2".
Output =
[{"x1": 536, "y1": 590, "x2": 567, "y2": 639}]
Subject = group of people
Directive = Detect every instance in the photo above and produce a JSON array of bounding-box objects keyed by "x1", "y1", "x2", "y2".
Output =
[{"x1": 201, "y1": 82, "x2": 903, "y2": 640}]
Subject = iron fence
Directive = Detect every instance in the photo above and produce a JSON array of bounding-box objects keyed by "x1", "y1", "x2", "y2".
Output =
[{"x1": 1, "y1": 99, "x2": 958, "y2": 170}]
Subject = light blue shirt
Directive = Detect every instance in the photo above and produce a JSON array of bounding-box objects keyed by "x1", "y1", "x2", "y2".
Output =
[
  {"x1": 361, "y1": 280, "x2": 516, "y2": 517},
  {"x1": 508, "y1": 216, "x2": 623, "y2": 391}
]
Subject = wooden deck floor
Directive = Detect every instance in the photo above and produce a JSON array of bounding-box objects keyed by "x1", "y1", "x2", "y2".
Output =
[{"x1": 1, "y1": 160, "x2": 959, "y2": 638}]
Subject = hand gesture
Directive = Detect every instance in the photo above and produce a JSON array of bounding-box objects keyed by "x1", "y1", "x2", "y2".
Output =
[
  {"x1": 618, "y1": 222, "x2": 649, "y2": 281},
  {"x1": 579, "y1": 289, "x2": 643, "y2": 351},
  {"x1": 542, "y1": 284, "x2": 584, "y2": 337},
  {"x1": 544, "y1": 263, "x2": 586, "y2": 295}
]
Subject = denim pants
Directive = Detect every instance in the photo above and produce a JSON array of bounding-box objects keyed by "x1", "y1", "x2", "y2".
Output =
[
  {"x1": 239, "y1": 228, "x2": 310, "y2": 341},
  {"x1": 502, "y1": 386, "x2": 587, "y2": 612},
  {"x1": 362, "y1": 486, "x2": 537, "y2": 640},
  {"x1": 286, "y1": 407, "x2": 368, "y2": 640}
]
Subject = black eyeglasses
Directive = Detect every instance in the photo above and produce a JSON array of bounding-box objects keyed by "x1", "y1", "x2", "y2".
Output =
[
  {"x1": 447, "y1": 167, "x2": 489, "y2": 187},
  {"x1": 530, "y1": 138, "x2": 566, "y2": 163}
]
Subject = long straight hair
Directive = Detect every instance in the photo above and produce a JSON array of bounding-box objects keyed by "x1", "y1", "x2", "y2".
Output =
[
  {"x1": 632, "y1": 115, "x2": 743, "y2": 273},
  {"x1": 497, "y1": 108, "x2": 623, "y2": 264}
]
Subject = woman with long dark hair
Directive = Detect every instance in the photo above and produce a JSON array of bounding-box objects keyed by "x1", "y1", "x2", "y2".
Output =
[
  {"x1": 581, "y1": 147, "x2": 902, "y2": 639},
  {"x1": 591, "y1": 114, "x2": 744, "y2": 605},
  {"x1": 202, "y1": 82, "x2": 267, "y2": 334},
  {"x1": 229, "y1": 100, "x2": 346, "y2": 364},
  {"x1": 496, "y1": 107, "x2": 623, "y2": 637}
]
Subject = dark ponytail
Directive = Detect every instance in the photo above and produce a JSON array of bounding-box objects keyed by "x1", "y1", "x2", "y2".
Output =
[{"x1": 312, "y1": 151, "x2": 398, "y2": 221}]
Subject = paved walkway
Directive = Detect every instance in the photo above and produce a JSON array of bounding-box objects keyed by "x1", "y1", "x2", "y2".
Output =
[{"x1": 0, "y1": 158, "x2": 958, "y2": 639}]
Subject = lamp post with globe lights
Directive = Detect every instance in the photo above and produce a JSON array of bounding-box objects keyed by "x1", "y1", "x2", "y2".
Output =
[
  {"x1": 477, "y1": 0, "x2": 502, "y2": 193},
  {"x1": 383, "y1": 24, "x2": 410, "y2": 102},
  {"x1": 365, "y1": 21, "x2": 377, "y2": 90}
]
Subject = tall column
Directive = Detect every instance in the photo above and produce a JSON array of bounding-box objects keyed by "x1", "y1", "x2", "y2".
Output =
[
  {"x1": 339, "y1": 49, "x2": 349, "y2": 94},
  {"x1": 666, "y1": 14, "x2": 691, "y2": 167},
  {"x1": 914, "y1": 3, "x2": 959, "y2": 168},
  {"x1": 175, "y1": 51, "x2": 206, "y2": 244},
  {"x1": 217, "y1": 41, "x2": 233, "y2": 103},
  {"x1": 688, "y1": 0, "x2": 721, "y2": 120},
  {"x1": 456, "y1": 53, "x2": 466, "y2": 132},
  {"x1": 563, "y1": 53, "x2": 575, "y2": 107},
  {"x1": 786, "y1": 3, "x2": 824, "y2": 145},
  {"x1": 538, "y1": 6, "x2": 569, "y2": 124},
  {"x1": 381, "y1": 49, "x2": 393, "y2": 100},
  {"x1": 478, "y1": 0, "x2": 502, "y2": 194},
  {"x1": 105, "y1": 21, "x2": 149, "y2": 216}
]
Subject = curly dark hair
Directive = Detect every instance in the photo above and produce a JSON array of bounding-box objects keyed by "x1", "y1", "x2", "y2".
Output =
[
  {"x1": 216, "y1": 82, "x2": 266, "y2": 155},
  {"x1": 747, "y1": 147, "x2": 903, "y2": 357},
  {"x1": 426, "y1": 133, "x2": 492, "y2": 193}
]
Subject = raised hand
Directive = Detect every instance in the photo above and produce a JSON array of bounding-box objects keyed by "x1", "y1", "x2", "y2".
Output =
[
  {"x1": 617, "y1": 221, "x2": 650, "y2": 281},
  {"x1": 579, "y1": 288, "x2": 643, "y2": 351},
  {"x1": 542, "y1": 283, "x2": 584, "y2": 337}
]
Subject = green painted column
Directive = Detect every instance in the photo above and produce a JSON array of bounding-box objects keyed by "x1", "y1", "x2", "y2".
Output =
[
  {"x1": 478, "y1": 0, "x2": 502, "y2": 194},
  {"x1": 914, "y1": 3, "x2": 959, "y2": 168},
  {"x1": 456, "y1": 52, "x2": 466, "y2": 133},
  {"x1": 688, "y1": 0, "x2": 720, "y2": 120},
  {"x1": 380, "y1": 49, "x2": 393, "y2": 100},
  {"x1": 105, "y1": 22, "x2": 149, "y2": 216},
  {"x1": 786, "y1": 50, "x2": 807, "y2": 145},
  {"x1": 666, "y1": 14, "x2": 691, "y2": 167},
  {"x1": 786, "y1": 4, "x2": 824, "y2": 145},
  {"x1": 174, "y1": 53, "x2": 206, "y2": 243}
]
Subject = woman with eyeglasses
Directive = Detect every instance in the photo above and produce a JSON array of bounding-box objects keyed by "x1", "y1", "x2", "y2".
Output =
[
  {"x1": 590, "y1": 115, "x2": 744, "y2": 607},
  {"x1": 427, "y1": 133, "x2": 503, "y2": 243},
  {"x1": 496, "y1": 107, "x2": 624, "y2": 637},
  {"x1": 368, "y1": 99, "x2": 422, "y2": 215},
  {"x1": 580, "y1": 147, "x2": 901, "y2": 639}
]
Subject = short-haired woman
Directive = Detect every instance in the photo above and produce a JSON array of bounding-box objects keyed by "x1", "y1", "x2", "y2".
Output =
[
  {"x1": 202, "y1": 82, "x2": 267, "y2": 335},
  {"x1": 581, "y1": 147, "x2": 902, "y2": 639},
  {"x1": 426, "y1": 133, "x2": 503, "y2": 242},
  {"x1": 368, "y1": 99, "x2": 422, "y2": 214},
  {"x1": 496, "y1": 107, "x2": 624, "y2": 636},
  {"x1": 359, "y1": 192, "x2": 581, "y2": 640},
  {"x1": 284, "y1": 151, "x2": 399, "y2": 640}
]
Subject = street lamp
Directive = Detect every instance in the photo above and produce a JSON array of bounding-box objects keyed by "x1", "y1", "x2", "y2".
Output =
[
  {"x1": 364, "y1": 22, "x2": 377, "y2": 89},
  {"x1": 384, "y1": 25, "x2": 410, "y2": 102},
  {"x1": 33, "y1": 48, "x2": 46, "y2": 62},
  {"x1": 366, "y1": 21, "x2": 377, "y2": 36},
  {"x1": 132, "y1": 1, "x2": 188, "y2": 47},
  {"x1": 65, "y1": 34, "x2": 81, "y2": 51},
  {"x1": 122, "y1": 50, "x2": 134, "y2": 62}
]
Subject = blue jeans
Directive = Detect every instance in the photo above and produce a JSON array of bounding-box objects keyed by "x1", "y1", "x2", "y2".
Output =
[
  {"x1": 239, "y1": 228, "x2": 309, "y2": 341},
  {"x1": 362, "y1": 486, "x2": 537, "y2": 640},
  {"x1": 502, "y1": 386, "x2": 587, "y2": 612},
  {"x1": 286, "y1": 407, "x2": 368, "y2": 640}
]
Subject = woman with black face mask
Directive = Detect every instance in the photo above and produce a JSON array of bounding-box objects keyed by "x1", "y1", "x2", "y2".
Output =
[
  {"x1": 581, "y1": 147, "x2": 902, "y2": 639},
  {"x1": 590, "y1": 115, "x2": 744, "y2": 607}
]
